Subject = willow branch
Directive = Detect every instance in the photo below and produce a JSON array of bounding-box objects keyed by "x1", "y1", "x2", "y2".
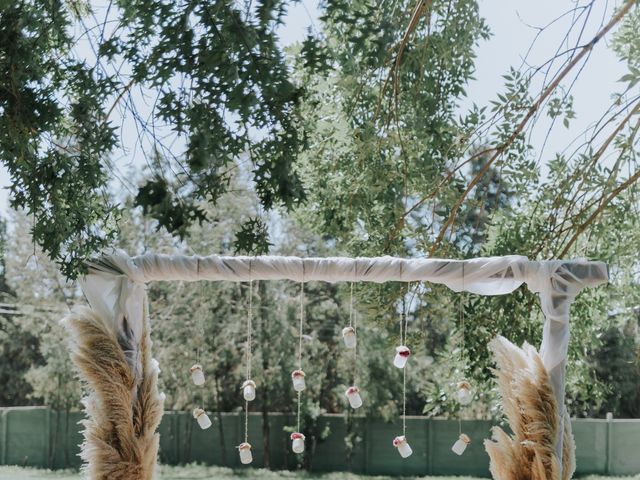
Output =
[
  {"x1": 374, "y1": 0, "x2": 433, "y2": 122},
  {"x1": 550, "y1": 114, "x2": 640, "y2": 254},
  {"x1": 551, "y1": 98, "x2": 640, "y2": 215},
  {"x1": 528, "y1": 99, "x2": 640, "y2": 258},
  {"x1": 558, "y1": 168, "x2": 640, "y2": 258},
  {"x1": 394, "y1": 0, "x2": 433, "y2": 74},
  {"x1": 427, "y1": 0, "x2": 636, "y2": 257},
  {"x1": 105, "y1": 78, "x2": 136, "y2": 121}
]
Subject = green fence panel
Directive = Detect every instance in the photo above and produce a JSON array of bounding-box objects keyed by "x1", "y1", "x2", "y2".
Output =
[
  {"x1": 573, "y1": 418, "x2": 607, "y2": 474},
  {"x1": 179, "y1": 411, "x2": 222, "y2": 465},
  {"x1": 1, "y1": 407, "x2": 49, "y2": 468},
  {"x1": 310, "y1": 414, "x2": 367, "y2": 474},
  {"x1": 0, "y1": 408, "x2": 4, "y2": 465},
  {"x1": 430, "y1": 419, "x2": 493, "y2": 477},
  {"x1": 216, "y1": 412, "x2": 241, "y2": 466},
  {"x1": 0, "y1": 407, "x2": 639, "y2": 476},
  {"x1": 311, "y1": 415, "x2": 350, "y2": 473},
  {"x1": 239, "y1": 413, "x2": 265, "y2": 468},
  {"x1": 364, "y1": 416, "x2": 429, "y2": 476},
  {"x1": 48, "y1": 410, "x2": 84, "y2": 469},
  {"x1": 609, "y1": 419, "x2": 640, "y2": 476},
  {"x1": 269, "y1": 413, "x2": 292, "y2": 470},
  {"x1": 256, "y1": 412, "x2": 308, "y2": 471},
  {"x1": 157, "y1": 411, "x2": 180, "y2": 465}
]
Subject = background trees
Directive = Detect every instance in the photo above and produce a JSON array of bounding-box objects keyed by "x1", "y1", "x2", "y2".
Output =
[{"x1": 0, "y1": 0, "x2": 638, "y2": 468}]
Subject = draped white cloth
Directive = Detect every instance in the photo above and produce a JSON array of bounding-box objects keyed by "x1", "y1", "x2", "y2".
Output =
[{"x1": 80, "y1": 250, "x2": 608, "y2": 464}]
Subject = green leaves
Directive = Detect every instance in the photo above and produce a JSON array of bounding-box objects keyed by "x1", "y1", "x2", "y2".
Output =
[
  {"x1": 110, "y1": 0, "x2": 307, "y2": 247},
  {"x1": 297, "y1": 0, "x2": 492, "y2": 253},
  {"x1": 0, "y1": 1, "x2": 118, "y2": 278},
  {"x1": 135, "y1": 176, "x2": 207, "y2": 239},
  {"x1": 547, "y1": 91, "x2": 576, "y2": 129},
  {"x1": 299, "y1": 34, "x2": 332, "y2": 74},
  {"x1": 612, "y1": 4, "x2": 640, "y2": 73},
  {"x1": 290, "y1": 0, "x2": 640, "y2": 417},
  {"x1": 618, "y1": 68, "x2": 640, "y2": 89},
  {"x1": 0, "y1": 0, "x2": 312, "y2": 274},
  {"x1": 233, "y1": 217, "x2": 273, "y2": 255}
]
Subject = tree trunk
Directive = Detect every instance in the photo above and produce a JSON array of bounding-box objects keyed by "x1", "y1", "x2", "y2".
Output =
[
  {"x1": 261, "y1": 382, "x2": 271, "y2": 469},
  {"x1": 185, "y1": 415, "x2": 193, "y2": 462},
  {"x1": 49, "y1": 375, "x2": 61, "y2": 469},
  {"x1": 213, "y1": 376, "x2": 227, "y2": 465},
  {"x1": 64, "y1": 403, "x2": 70, "y2": 467},
  {"x1": 346, "y1": 409, "x2": 353, "y2": 472},
  {"x1": 49, "y1": 408, "x2": 59, "y2": 468},
  {"x1": 259, "y1": 281, "x2": 271, "y2": 469}
]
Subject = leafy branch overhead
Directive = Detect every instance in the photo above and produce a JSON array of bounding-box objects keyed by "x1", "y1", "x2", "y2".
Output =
[
  {"x1": 0, "y1": 0, "x2": 639, "y2": 430},
  {"x1": 110, "y1": 0, "x2": 307, "y2": 209},
  {"x1": 0, "y1": 2, "x2": 119, "y2": 277},
  {"x1": 0, "y1": 0, "x2": 307, "y2": 277},
  {"x1": 0, "y1": 0, "x2": 639, "y2": 285}
]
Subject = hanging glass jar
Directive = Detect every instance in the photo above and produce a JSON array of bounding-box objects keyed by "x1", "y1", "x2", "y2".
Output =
[
  {"x1": 238, "y1": 442, "x2": 252, "y2": 464},
  {"x1": 452, "y1": 433, "x2": 471, "y2": 455},
  {"x1": 393, "y1": 435, "x2": 413, "y2": 458},
  {"x1": 342, "y1": 326, "x2": 357, "y2": 349},
  {"x1": 291, "y1": 432, "x2": 305, "y2": 453},
  {"x1": 190, "y1": 364, "x2": 205, "y2": 386},
  {"x1": 192, "y1": 408, "x2": 211, "y2": 430},
  {"x1": 456, "y1": 381, "x2": 472, "y2": 405},
  {"x1": 291, "y1": 370, "x2": 306, "y2": 392},
  {"x1": 393, "y1": 346, "x2": 411, "y2": 368},
  {"x1": 242, "y1": 380, "x2": 256, "y2": 402},
  {"x1": 345, "y1": 386, "x2": 363, "y2": 409}
]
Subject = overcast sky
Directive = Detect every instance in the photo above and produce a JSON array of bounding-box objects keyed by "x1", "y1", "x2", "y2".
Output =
[{"x1": 0, "y1": 0, "x2": 629, "y2": 215}]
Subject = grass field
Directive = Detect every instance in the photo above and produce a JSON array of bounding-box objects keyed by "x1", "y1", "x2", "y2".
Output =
[{"x1": 0, "y1": 465, "x2": 638, "y2": 480}]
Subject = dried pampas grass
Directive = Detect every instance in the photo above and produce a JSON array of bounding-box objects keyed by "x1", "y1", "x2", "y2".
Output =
[
  {"x1": 63, "y1": 305, "x2": 164, "y2": 480},
  {"x1": 484, "y1": 335, "x2": 575, "y2": 480}
]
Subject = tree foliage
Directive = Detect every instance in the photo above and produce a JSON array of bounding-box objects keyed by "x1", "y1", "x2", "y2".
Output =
[
  {"x1": 108, "y1": 0, "x2": 307, "y2": 231},
  {"x1": 0, "y1": 1, "x2": 119, "y2": 277},
  {"x1": 0, "y1": 0, "x2": 308, "y2": 277},
  {"x1": 291, "y1": 0, "x2": 640, "y2": 414},
  {"x1": 0, "y1": 0, "x2": 638, "y2": 442}
]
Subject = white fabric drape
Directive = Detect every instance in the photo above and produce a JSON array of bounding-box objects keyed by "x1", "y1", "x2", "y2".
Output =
[{"x1": 79, "y1": 250, "x2": 608, "y2": 465}]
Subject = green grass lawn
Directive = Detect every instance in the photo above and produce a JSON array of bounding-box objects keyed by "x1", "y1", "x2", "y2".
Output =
[{"x1": 0, "y1": 465, "x2": 637, "y2": 479}]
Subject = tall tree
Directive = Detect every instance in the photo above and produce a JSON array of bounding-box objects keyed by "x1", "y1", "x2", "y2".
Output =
[
  {"x1": 0, "y1": 0, "x2": 307, "y2": 277},
  {"x1": 293, "y1": 0, "x2": 640, "y2": 413}
]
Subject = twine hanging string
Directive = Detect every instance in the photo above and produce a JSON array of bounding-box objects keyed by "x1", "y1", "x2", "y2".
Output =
[
  {"x1": 458, "y1": 262, "x2": 465, "y2": 436},
  {"x1": 460, "y1": 262, "x2": 466, "y2": 369},
  {"x1": 196, "y1": 258, "x2": 204, "y2": 365},
  {"x1": 296, "y1": 262, "x2": 305, "y2": 433},
  {"x1": 298, "y1": 282, "x2": 304, "y2": 372},
  {"x1": 244, "y1": 262, "x2": 253, "y2": 444},
  {"x1": 402, "y1": 281, "x2": 410, "y2": 437},
  {"x1": 403, "y1": 284, "x2": 410, "y2": 346},
  {"x1": 351, "y1": 260, "x2": 358, "y2": 384},
  {"x1": 349, "y1": 281, "x2": 354, "y2": 328},
  {"x1": 196, "y1": 259, "x2": 205, "y2": 408},
  {"x1": 246, "y1": 277, "x2": 253, "y2": 382},
  {"x1": 244, "y1": 401, "x2": 249, "y2": 445},
  {"x1": 402, "y1": 361, "x2": 407, "y2": 437},
  {"x1": 399, "y1": 262, "x2": 405, "y2": 345},
  {"x1": 352, "y1": 282, "x2": 358, "y2": 383}
]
